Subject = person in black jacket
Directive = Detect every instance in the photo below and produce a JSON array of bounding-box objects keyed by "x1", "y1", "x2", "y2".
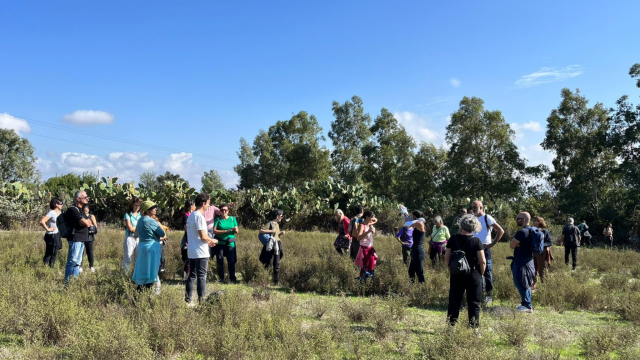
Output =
[
  {"x1": 560, "y1": 218, "x2": 581, "y2": 270},
  {"x1": 64, "y1": 191, "x2": 92, "y2": 284},
  {"x1": 445, "y1": 214, "x2": 486, "y2": 327}
]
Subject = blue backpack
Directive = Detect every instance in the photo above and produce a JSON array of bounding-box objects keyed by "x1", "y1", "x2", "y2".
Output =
[{"x1": 530, "y1": 226, "x2": 545, "y2": 255}]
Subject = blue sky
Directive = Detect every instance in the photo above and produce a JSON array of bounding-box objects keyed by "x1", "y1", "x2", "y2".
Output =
[{"x1": 1, "y1": 1, "x2": 639, "y2": 189}]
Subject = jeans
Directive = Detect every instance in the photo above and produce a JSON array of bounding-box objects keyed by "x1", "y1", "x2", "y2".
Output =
[
  {"x1": 513, "y1": 267, "x2": 532, "y2": 309},
  {"x1": 565, "y1": 245, "x2": 578, "y2": 269},
  {"x1": 447, "y1": 271, "x2": 483, "y2": 327},
  {"x1": 483, "y1": 248, "x2": 493, "y2": 297},
  {"x1": 212, "y1": 244, "x2": 237, "y2": 283},
  {"x1": 123, "y1": 235, "x2": 139, "y2": 274},
  {"x1": 64, "y1": 241, "x2": 85, "y2": 283},
  {"x1": 185, "y1": 257, "x2": 208, "y2": 303}
]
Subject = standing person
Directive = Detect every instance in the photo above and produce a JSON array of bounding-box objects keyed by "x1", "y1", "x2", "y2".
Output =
[
  {"x1": 149, "y1": 213, "x2": 169, "y2": 274},
  {"x1": 204, "y1": 201, "x2": 221, "y2": 249},
  {"x1": 406, "y1": 211, "x2": 427, "y2": 283},
  {"x1": 181, "y1": 199, "x2": 195, "y2": 280},
  {"x1": 532, "y1": 216, "x2": 553, "y2": 291},
  {"x1": 445, "y1": 214, "x2": 486, "y2": 327},
  {"x1": 355, "y1": 211, "x2": 378, "y2": 280},
  {"x1": 39, "y1": 198, "x2": 64, "y2": 267},
  {"x1": 510, "y1": 212, "x2": 536, "y2": 313},
  {"x1": 82, "y1": 204, "x2": 98, "y2": 273},
  {"x1": 395, "y1": 225, "x2": 413, "y2": 265},
  {"x1": 212, "y1": 204, "x2": 239, "y2": 284},
  {"x1": 603, "y1": 223, "x2": 614, "y2": 249},
  {"x1": 259, "y1": 209, "x2": 285, "y2": 285},
  {"x1": 333, "y1": 209, "x2": 351, "y2": 255},
  {"x1": 348, "y1": 205, "x2": 364, "y2": 261},
  {"x1": 123, "y1": 197, "x2": 142, "y2": 274},
  {"x1": 63, "y1": 191, "x2": 92, "y2": 284},
  {"x1": 131, "y1": 200, "x2": 165, "y2": 292},
  {"x1": 450, "y1": 208, "x2": 467, "y2": 236},
  {"x1": 185, "y1": 194, "x2": 218, "y2": 305},
  {"x1": 578, "y1": 220, "x2": 592, "y2": 248},
  {"x1": 560, "y1": 218, "x2": 581, "y2": 270},
  {"x1": 429, "y1": 216, "x2": 451, "y2": 266},
  {"x1": 471, "y1": 200, "x2": 505, "y2": 304}
]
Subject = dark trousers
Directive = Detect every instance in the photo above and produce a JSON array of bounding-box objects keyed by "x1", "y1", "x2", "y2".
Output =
[
  {"x1": 447, "y1": 271, "x2": 483, "y2": 327},
  {"x1": 429, "y1": 242, "x2": 446, "y2": 265},
  {"x1": 185, "y1": 257, "x2": 208, "y2": 303},
  {"x1": 350, "y1": 241, "x2": 359, "y2": 261},
  {"x1": 533, "y1": 252, "x2": 548, "y2": 284},
  {"x1": 43, "y1": 234, "x2": 59, "y2": 267},
  {"x1": 264, "y1": 250, "x2": 281, "y2": 284},
  {"x1": 408, "y1": 247, "x2": 425, "y2": 283},
  {"x1": 483, "y1": 248, "x2": 493, "y2": 297},
  {"x1": 212, "y1": 244, "x2": 237, "y2": 283},
  {"x1": 181, "y1": 248, "x2": 190, "y2": 275},
  {"x1": 84, "y1": 241, "x2": 95, "y2": 268},
  {"x1": 565, "y1": 245, "x2": 578, "y2": 269},
  {"x1": 402, "y1": 247, "x2": 411, "y2": 265},
  {"x1": 160, "y1": 243, "x2": 166, "y2": 272}
]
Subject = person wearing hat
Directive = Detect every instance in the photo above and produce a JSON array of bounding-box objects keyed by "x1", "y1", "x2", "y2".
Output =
[
  {"x1": 131, "y1": 200, "x2": 166, "y2": 292},
  {"x1": 444, "y1": 214, "x2": 486, "y2": 327}
]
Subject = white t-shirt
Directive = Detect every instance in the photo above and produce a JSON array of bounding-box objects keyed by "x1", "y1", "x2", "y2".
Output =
[
  {"x1": 45, "y1": 210, "x2": 58, "y2": 234},
  {"x1": 187, "y1": 211, "x2": 209, "y2": 259},
  {"x1": 472, "y1": 214, "x2": 496, "y2": 245}
]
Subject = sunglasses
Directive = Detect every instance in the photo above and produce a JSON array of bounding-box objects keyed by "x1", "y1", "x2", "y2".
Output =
[{"x1": 221, "y1": 209, "x2": 229, "y2": 212}]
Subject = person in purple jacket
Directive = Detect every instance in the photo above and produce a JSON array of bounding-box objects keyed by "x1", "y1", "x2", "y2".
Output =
[{"x1": 396, "y1": 226, "x2": 414, "y2": 265}]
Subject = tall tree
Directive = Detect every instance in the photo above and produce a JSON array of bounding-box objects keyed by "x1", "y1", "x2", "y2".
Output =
[
  {"x1": 238, "y1": 111, "x2": 331, "y2": 189},
  {"x1": 328, "y1": 96, "x2": 373, "y2": 185},
  {"x1": 361, "y1": 108, "x2": 416, "y2": 199},
  {"x1": 139, "y1": 171, "x2": 159, "y2": 192},
  {"x1": 444, "y1": 96, "x2": 529, "y2": 200},
  {"x1": 404, "y1": 142, "x2": 449, "y2": 209},
  {"x1": 234, "y1": 138, "x2": 260, "y2": 190},
  {"x1": 44, "y1": 172, "x2": 97, "y2": 198},
  {"x1": 542, "y1": 88, "x2": 617, "y2": 219},
  {"x1": 0, "y1": 129, "x2": 39, "y2": 183},
  {"x1": 201, "y1": 169, "x2": 225, "y2": 193}
]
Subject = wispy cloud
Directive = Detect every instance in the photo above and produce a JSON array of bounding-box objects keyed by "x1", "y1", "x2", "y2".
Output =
[
  {"x1": 0, "y1": 113, "x2": 32, "y2": 135},
  {"x1": 62, "y1": 110, "x2": 114, "y2": 126},
  {"x1": 450, "y1": 78, "x2": 461, "y2": 88},
  {"x1": 393, "y1": 111, "x2": 447, "y2": 146},
  {"x1": 515, "y1": 65, "x2": 583, "y2": 88},
  {"x1": 511, "y1": 121, "x2": 544, "y2": 133}
]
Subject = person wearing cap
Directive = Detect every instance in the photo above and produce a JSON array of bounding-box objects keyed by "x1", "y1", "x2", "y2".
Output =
[
  {"x1": 131, "y1": 200, "x2": 165, "y2": 292},
  {"x1": 185, "y1": 193, "x2": 218, "y2": 305},
  {"x1": 445, "y1": 214, "x2": 486, "y2": 327}
]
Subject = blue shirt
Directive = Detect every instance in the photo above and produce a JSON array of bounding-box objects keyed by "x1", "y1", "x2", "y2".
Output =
[
  {"x1": 135, "y1": 216, "x2": 165, "y2": 243},
  {"x1": 124, "y1": 212, "x2": 141, "y2": 237},
  {"x1": 514, "y1": 225, "x2": 533, "y2": 262},
  {"x1": 396, "y1": 227, "x2": 414, "y2": 248}
]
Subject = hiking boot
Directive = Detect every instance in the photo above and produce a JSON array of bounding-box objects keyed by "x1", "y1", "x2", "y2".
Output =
[{"x1": 516, "y1": 305, "x2": 533, "y2": 313}]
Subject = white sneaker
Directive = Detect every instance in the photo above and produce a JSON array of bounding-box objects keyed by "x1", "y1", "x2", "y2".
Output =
[
  {"x1": 516, "y1": 305, "x2": 533, "y2": 313},
  {"x1": 90, "y1": 267, "x2": 95, "y2": 273},
  {"x1": 186, "y1": 302, "x2": 196, "y2": 308},
  {"x1": 78, "y1": 267, "x2": 83, "y2": 273},
  {"x1": 484, "y1": 296, "x2": 493, "y2": 304}
]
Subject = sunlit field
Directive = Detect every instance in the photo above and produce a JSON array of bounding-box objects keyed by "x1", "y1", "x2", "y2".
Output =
[{"x1": 1, "y1": 227, "x2": 639, "y2": 359}]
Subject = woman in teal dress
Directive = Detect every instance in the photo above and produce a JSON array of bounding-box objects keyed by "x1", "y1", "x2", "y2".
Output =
[{"x1": 132, "y1": 200, "x2": 166, "y2": 291}]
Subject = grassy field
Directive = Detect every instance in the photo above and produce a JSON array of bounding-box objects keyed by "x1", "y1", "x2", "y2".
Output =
[{"x1": 0, "y1": 227, "x2": 639, "y2": 359}]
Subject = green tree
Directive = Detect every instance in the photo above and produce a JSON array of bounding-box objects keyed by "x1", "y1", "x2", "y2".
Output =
[
  {"x1": 444, "y1": 96, "x2": 529, "y2": 200},
  {"x1": 43, "y1": 172, "x2": 97, "y2": 198},
  {"x1": 328, "y1": 96, "x2": 373, "y2": 185},
  {"x1": 0, "y1": 129, "x2": 39, "y2": 183},
  {"x1": 242, "y1": 111, "x2": 331, "y2": 189},
  {"x1": 404, "y1": 142, "x2": 448, "y2": 209},
  {"x1": 542, "y1": 88, "x2": 617, "y2": 219},
  {"x1": 610, "y1": 63, "x2": 640, "y2": 188},
  {"x1": 234, "y1": 138, "x2": 260, "y2": 190},
  {"x1": 201, "y1": 169, "x2": 225, "y2": 193},
  {"x1": 156, "y1": 171, "x2": 187, "y2": 188},
  {"x1": 139, "y1": 171, "x2": 159, "y2": 192},
  {"x1": 362, "y1": 108, "x2": 416, "y2": 199}
]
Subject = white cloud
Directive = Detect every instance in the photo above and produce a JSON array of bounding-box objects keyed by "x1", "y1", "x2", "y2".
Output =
[
  {"x1": 515, "y1": 65, "x2": 583, "y2": 88},
  {"x1": 393, "y1": 111, "x2": 447, "y2": 146},
  {"x1": 61, "y1": 110, "x2": 114, "y2": 125},
  {"x1": 0, "y1": 113, "x2": 32, "y2": 135},
  {"x1": 37, "y1": 151, "x2": 239, "y2": 190},
  {"x1": 450, "y1": 78, "x2": 461, "y2": 88}
]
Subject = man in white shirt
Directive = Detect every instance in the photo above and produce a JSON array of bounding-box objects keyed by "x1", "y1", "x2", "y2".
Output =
[
  {"x1": 471, "y1": 200, "x2": 505, "y2": 304},
  {"x1": 185, "y1": 193, "x2": 218, "y2": 305}
]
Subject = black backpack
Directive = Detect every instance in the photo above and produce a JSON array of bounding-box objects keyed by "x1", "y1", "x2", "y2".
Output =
[
  {"x1": 449, "y1": 236, "x2": 471, "y2": 276},
  {"x1": 58, "y1": 207, "x2": 78, "y2": 240}
]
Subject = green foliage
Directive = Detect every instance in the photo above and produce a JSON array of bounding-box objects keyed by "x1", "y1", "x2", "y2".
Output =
[
  {"x1": 200, "y1": 169, "x2": 225, "y2": 193},
  {"x1": 43, "y1": 172, "x2": 97, "y2": 199},
  {"x1": 0, "y1": 129, "x2": 39, "y2": 183}
]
